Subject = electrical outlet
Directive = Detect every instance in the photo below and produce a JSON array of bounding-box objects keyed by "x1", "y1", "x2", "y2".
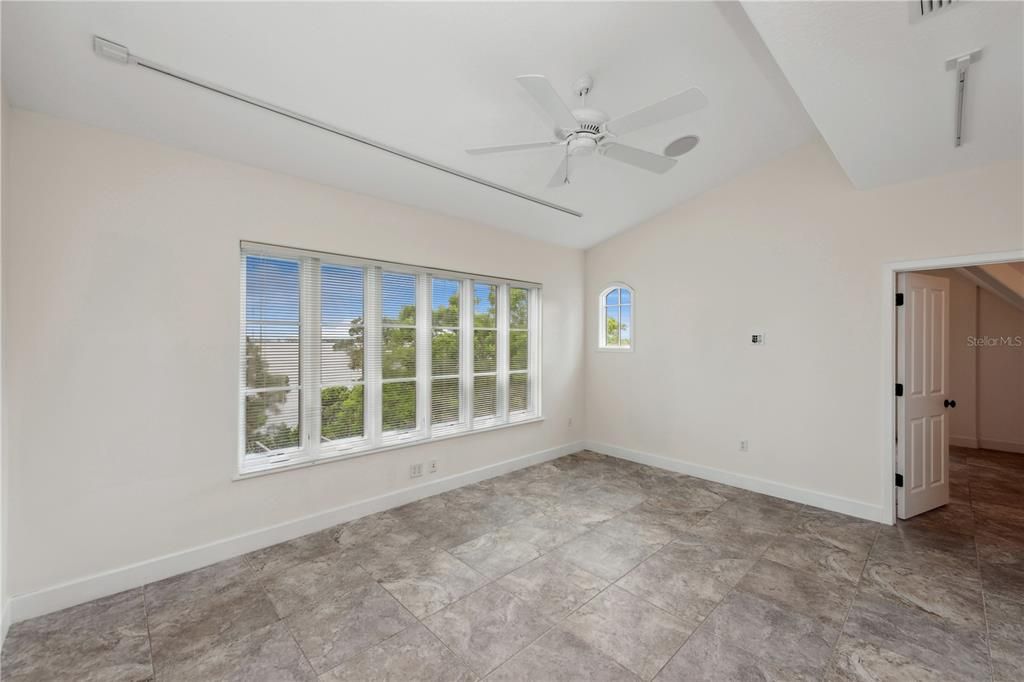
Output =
[
  {"x1": 428, "y1": 460, "x2": 439, "y2": 474},
  {"x1": 410, "y1": 463, "x2": 423, "y2": 478},
  {"x1": 739, "y1": 440, "x2": 749, "y2": 452},
  {"x1": 751, "y1": 334, "x2": 765, "y2": 345}
]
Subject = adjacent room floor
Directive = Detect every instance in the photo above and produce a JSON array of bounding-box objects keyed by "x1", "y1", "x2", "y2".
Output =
[{"x1": 3, "y1": 448, "x2": 1022, "y2": 681}]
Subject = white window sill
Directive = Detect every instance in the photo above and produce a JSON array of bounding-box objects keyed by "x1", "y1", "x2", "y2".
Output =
[
  {"x1": 596, "y1": 346, "x2": 633, "y2": 353},
  {"x1": 234, "y1": 415, "x2": 544, "y2": 480}
]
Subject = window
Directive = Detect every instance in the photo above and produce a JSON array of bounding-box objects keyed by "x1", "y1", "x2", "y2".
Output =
[
  {"x1": 473, "y1": 282, "x2": 499, "y2": 423},
  {"x1": 509, "y1": 287, "x2": 531, "y2": 414},
  {"x1": 240, "y1": 242, "x2": 541, "y2": 474},
  {"x1": 599, "y1": 284, "x2": 633, "y2": 350}
]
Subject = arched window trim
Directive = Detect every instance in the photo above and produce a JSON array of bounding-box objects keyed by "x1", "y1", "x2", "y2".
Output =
[{"x1": 598, "y1": 282, "x2": 634, "y2": 352}]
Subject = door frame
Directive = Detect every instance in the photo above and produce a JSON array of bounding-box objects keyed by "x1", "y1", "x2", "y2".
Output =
[{"x1": 882, "y1": 249, "x2": 1024, "y2": 524}]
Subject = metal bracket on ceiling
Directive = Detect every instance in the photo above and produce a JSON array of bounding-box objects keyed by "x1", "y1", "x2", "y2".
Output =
[
  {"x1": 93, "y1": 36, "x2": 134, "y2": 64},
  {"x1": 945, "y1": 48, "x2": 983, "y2": 148},
  {"x1": 90, "y1": 36, "x2": 583, "y2": 219}
]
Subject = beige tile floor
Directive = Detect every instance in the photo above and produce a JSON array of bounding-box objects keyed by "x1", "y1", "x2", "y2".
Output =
[{"x1": 2, "y1": 447, "x2": 1022, "y2": 681}]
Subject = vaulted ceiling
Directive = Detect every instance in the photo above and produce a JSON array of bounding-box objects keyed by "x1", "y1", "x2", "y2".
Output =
[
  {"x1": 743, "y1": 0, "x2": 1023, "y2": 189},
  {"x1": 2, "y1": 2, "x2": 1021, "y2": 248},
  {"x1": 0, "y1": 2, "x2": 815, "y2": 248}
]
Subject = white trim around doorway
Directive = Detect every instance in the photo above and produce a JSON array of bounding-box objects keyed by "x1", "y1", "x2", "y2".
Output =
[{"x1": 881, "y1": 249, "x2": 1024, "y2": 525}]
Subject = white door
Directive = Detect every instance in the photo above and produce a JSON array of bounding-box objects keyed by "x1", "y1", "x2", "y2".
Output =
[{"x1": 897, "y1": 272, "x2": 951, "y2": 519}]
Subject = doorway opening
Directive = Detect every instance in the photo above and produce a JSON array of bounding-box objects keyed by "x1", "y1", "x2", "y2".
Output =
[{"x1": 884, "y1": 251, "x2": 1024, "y2": 526}]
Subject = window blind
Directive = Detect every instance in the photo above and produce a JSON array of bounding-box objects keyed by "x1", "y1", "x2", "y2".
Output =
[
  {"x1": 473, "y1": 282, "x2": 499, "y2": 423},
  {"x1": 239, "y1": 243, "x2": 542, "y2": 474},
  {"x1": 509, "y1": 286, "x2": 531, "y2": 414},
  {"x1": 319, "y1": 263, "x2": 366, "y2": 446},
  {"x1": 431, "y1": 278, "x2": 462, "y2": 430}
]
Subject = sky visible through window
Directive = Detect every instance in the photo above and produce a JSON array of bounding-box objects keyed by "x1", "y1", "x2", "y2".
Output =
[
  {"x1": 246, "y1": 256, "x2": 495, "y2": 335},
  {"x1": 243, "y1": 249, "x2": 537, "y2": 465},
  {"x1": 604, "y1": 287, "x2": 632, "y2": 345}
]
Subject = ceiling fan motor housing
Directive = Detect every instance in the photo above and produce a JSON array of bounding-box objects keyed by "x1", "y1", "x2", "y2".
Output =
[
  {"x1": 466, "y1": 73, "x2": 707, "y2": 183},
  {"x1": 565, "y1": 107, "x2": 609, "y2": 155},
  {"x1": 571, "y1": 107, "x2": 609, "y2": 132}
]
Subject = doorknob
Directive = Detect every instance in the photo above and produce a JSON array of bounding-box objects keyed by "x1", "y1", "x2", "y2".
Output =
[{"x1": 944, "y1": 399, "x2": 957, "y2": 408}]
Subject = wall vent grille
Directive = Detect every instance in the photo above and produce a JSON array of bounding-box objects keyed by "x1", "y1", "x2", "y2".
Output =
[{"x1": 910, "y1": 0, "x2": 959, "y2": 23}]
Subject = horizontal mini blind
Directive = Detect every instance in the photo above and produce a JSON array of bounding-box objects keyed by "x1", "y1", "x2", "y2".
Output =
[
  {"x1": 241, "y1": 253, "x2": 303, "y2": 465},
  {"x1": 431, "y1": 277, "x2": 462, "y2": 430},
  {"x1": 473, "y1": 282, "x2": 499, "y2": 423},
  {"x1": 240, "y1": 242, "x2": 542, "y2": 474},
  {"x1": 319, "y1": 263, "x2": 366, "y2": 446},
  {"x1": 509, "y1": 286, "x2": 530, "y2": 415},
  {"x1": 380, "y1": 271, "x2": 418, "y2": 438}
]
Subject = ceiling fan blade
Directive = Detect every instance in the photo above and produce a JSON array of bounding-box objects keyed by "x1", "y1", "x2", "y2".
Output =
[
  {"x1": 547, "y1": 155, "x2": 569, "y2": 188},
  {"x1": 605, "y1": 87, "x2": 708, "y2": 136},
  {"x1": 516, "y1": 75, "x2": 579, "y2": 132},
  {"x1": 466, "y1": 141, "x2": 560, "y2": 155},
  {"x1": 601, "y1": 142, "x2": 677, "y2": 174}
]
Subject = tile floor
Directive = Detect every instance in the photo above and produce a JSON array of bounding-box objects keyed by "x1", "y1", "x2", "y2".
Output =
[{"x1": 3, "y1": 447, "x2": 1022, "y2": 681}]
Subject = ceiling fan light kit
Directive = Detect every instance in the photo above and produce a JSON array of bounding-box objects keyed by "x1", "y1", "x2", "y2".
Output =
[{"x1": 468, "y1": 73, "x2": 708, "y2": 186}]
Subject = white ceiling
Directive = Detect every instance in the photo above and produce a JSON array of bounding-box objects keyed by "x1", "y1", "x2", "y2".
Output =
[
  {"x1": 1, "y1": 1, "x2": 816, "y2": 249},
  {"x1": 743, "y1": 0, "x2": 1023, "y2": 189}
]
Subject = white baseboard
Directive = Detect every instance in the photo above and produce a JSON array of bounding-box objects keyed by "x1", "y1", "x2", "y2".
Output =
[
  {"x1": 586, "y1": 441, "x2": 886, "y2": 523},
  {"x1": 978, "y1": 438, "x2": 1024, "y2": 455},
  {"x1": 9, "y1": 440, "x2": 584, "y2": 625},
  {"x1": 950, "y1": 435, "x2": 979, "y2": 449}
]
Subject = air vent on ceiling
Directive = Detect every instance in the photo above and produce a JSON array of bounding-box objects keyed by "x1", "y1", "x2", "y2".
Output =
[{"x1": 909, "y1": 0, "x2": 959, "y2": 24}]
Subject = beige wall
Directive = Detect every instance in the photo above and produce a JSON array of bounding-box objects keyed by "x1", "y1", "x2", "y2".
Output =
[
  {"x1": 3, "y1": 109, "x2": 585, "y2": 599},
  {"x1": 930, "y1": 269, "x2": 979, "y2": 447},
  {"x1": 929, "y1": 268, "x2": 1024, "y2": 453},
  {"x1": 3, "y1": 107, "x2": 1022, "y2": 620},
  {"x1": 585, "y1": 140, "x2": 1023, "y2": 518},
  {"x1": 977, "y1": 287, "x2": 1024, "y2": 452}
]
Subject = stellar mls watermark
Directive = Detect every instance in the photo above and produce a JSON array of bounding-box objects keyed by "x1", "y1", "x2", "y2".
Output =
[{"x1": 966, "y1": 335, "x2": 1023, "y2": 347}]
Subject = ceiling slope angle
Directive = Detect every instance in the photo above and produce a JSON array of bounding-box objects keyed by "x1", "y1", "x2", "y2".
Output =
[
  {"x1": 742, "y1": 0, "x2": 1024, "y2": 190},
  {"x1": 2, "y1": 2, "x2": 817, "y2": 248}
]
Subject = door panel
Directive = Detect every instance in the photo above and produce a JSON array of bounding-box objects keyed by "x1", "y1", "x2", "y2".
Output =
[{"x1": 897, "y1": 272, "x2": 950, "y2": 519}]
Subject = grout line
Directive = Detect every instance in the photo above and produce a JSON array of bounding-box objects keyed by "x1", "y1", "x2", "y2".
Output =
[
  {"x1": 970, "y1": 461, "x2": 997, "y2": 682},
  {"x1": 23, "y1": 450, "x2": 1012, "y2": 680},
  {"x1": 141, "y1": 587, "x2": 157, "y2": 681},
  {"x1": 407, "y1": 498, "x2": 626, "y2": 676},
  {"x1": 644, "y1": 508, "x2": 787, "y2": 680},
  {"x1": 980, "y1": 590, "x2": 996, "y2": 682},
  {"x1": 285, "y1": 624, "x2": 320, "y2": 679},
  {"x1": 384, "y1": 586, "x2": 472, "y2": 674},
  {"x1": 410, "y1": 461, "x2": 679, "y2": 678},
  {"x1": 821, "y1": 522, "x2": 882, "y2": 677},
  {"x1": 252, "y1": 564, "x2": 319, "y2": 676},
  {"x1": 347, "y1": 537, "x2": 481, "y2": 676}
]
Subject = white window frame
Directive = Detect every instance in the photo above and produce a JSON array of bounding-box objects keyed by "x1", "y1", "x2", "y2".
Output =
[
  {"x1": 598, "y1": 283, "x2": 634, "y2": 352},
  {"x1": 238, "y1": 242, "x2": 543, "y2": 477}
]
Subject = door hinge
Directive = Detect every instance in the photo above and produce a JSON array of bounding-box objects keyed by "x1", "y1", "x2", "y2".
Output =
[
  {"x1": 895, "y1": 383, "x2": 904, "y2": 396},
  {"x1": 895, "y1": 293, "x2": 904, "y2": 306},
  {"x1": 895, "y1": 473, "x2": 904, "y2": 488}
]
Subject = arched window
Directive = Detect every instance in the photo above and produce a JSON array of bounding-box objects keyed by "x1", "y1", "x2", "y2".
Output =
[{"x1": 599, "y1": 284, "x2": 633, "y2": 350}]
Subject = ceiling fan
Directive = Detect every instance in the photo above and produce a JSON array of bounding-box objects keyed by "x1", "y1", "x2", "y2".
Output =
[{"x1": 467, "y1": 74, "x2": 707, "y2": 187}]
